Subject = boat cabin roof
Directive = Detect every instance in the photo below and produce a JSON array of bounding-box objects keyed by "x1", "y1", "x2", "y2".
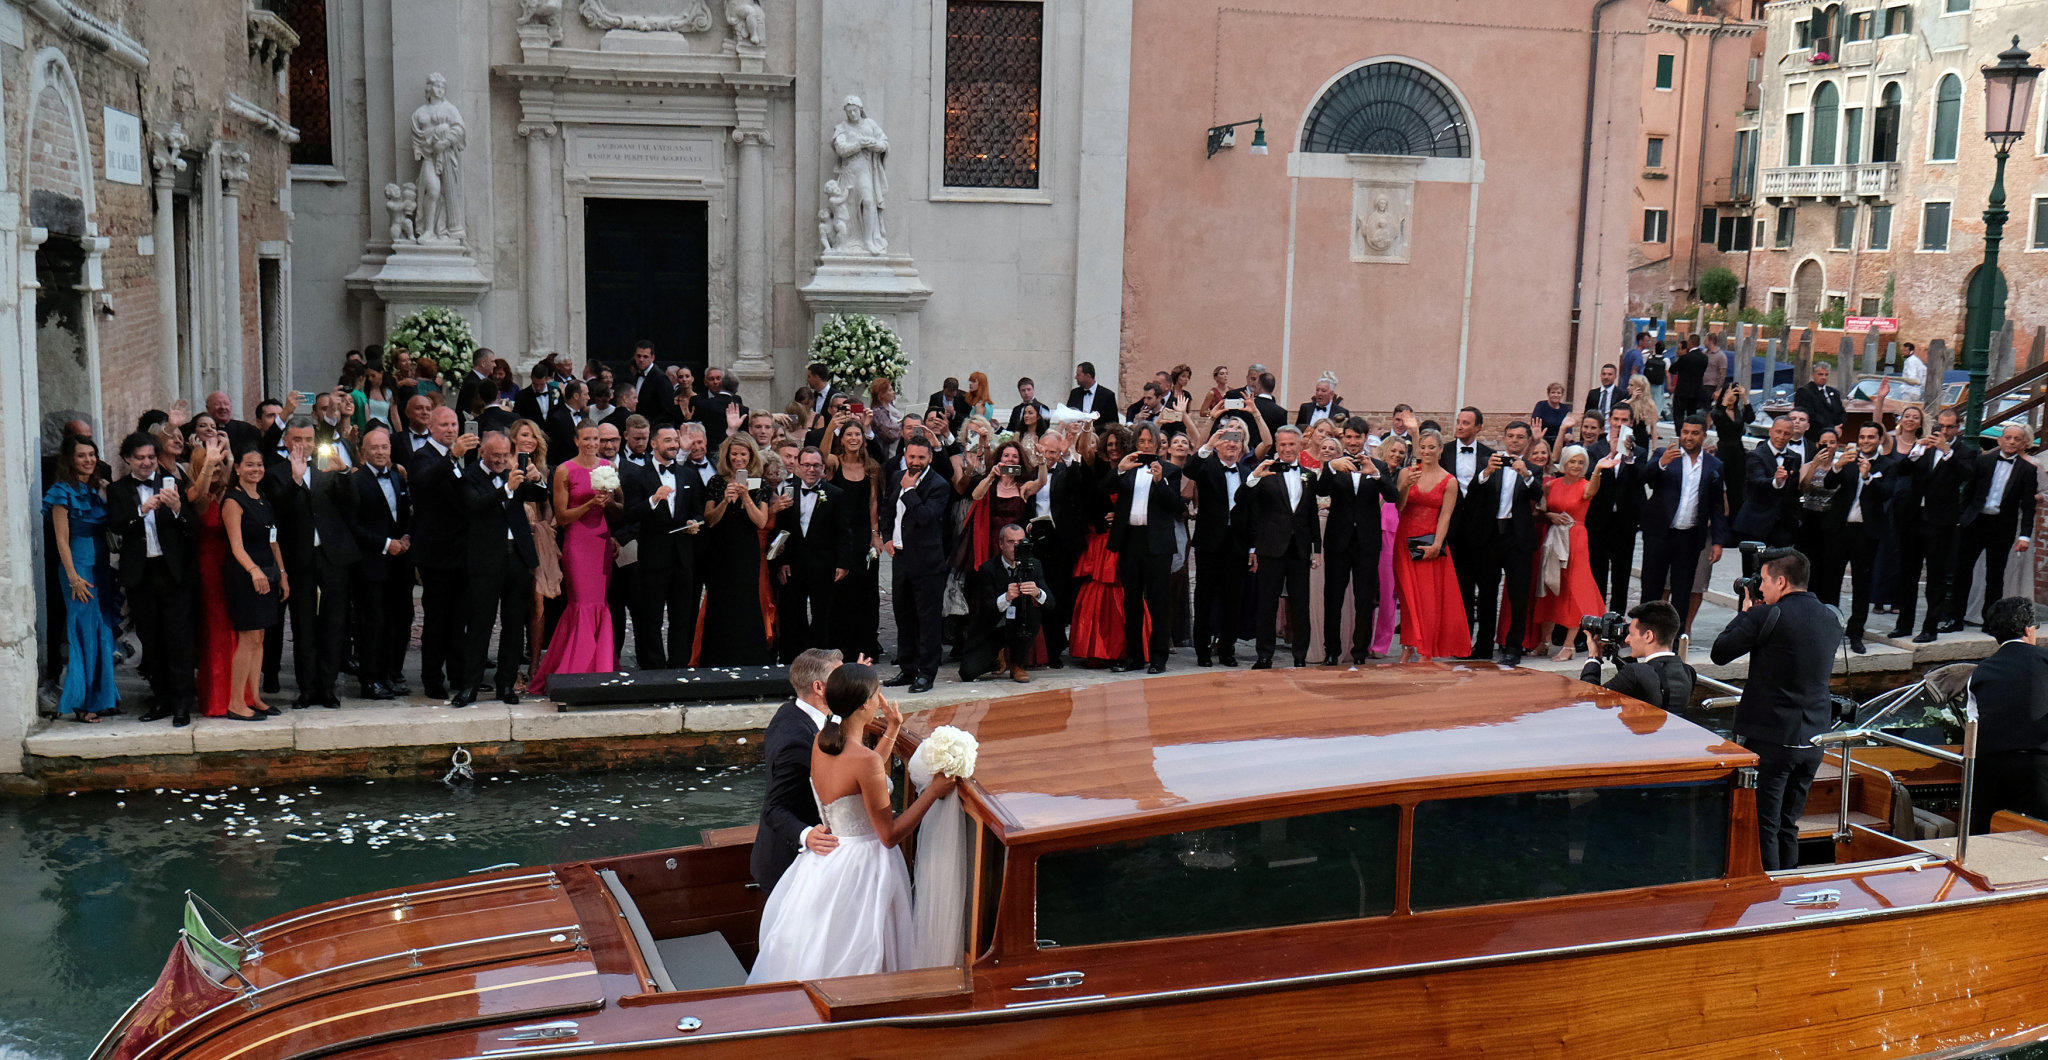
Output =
[{"x1": 909, "y1": 665, "x2": 1750, "y2": 843}]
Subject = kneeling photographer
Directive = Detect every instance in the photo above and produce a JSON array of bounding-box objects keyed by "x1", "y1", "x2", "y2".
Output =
[
  {"x1": 1710, "y1": 547, "x2": 1842, "y2": 872},
  {"x1": 1579, "y1": 601, "x2": 1695, "y2": 710}
]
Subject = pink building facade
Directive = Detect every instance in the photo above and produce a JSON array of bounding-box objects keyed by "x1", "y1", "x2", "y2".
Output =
[{"x1": 1119, "y1": 0, "x2": 1649, "y2": 420}]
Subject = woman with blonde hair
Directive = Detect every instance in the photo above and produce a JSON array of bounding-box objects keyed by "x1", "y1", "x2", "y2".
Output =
[
  {"x1": 528, "y1": 422, "x2": 615, "y2": 691},
  {"x1": 700, "y1": 433, "x2": 773, "y2": 664},
  {"x1": 509, "y1": 418, "x2": 562, "y2": 680},
  {"x1": 1391, "y1": 430, "x2": 1470, "y2": 662},
  {"x1": 1626, "y1": 375, "x2": 1658, "y2": 438}
]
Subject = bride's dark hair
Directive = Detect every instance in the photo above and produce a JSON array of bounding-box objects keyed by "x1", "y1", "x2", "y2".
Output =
[{"x1": 818, "y1": 663, "x2": 880, "y2": 755}]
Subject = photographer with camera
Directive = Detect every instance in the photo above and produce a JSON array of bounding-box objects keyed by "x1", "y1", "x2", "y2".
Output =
[
  {"x1": 1578, "y1": 601, "x2": 1695, "y2": 709},
  {"x1": 1710, "y1": 547, "x2": 1842, "y2": 871},
  {"x1": 962, "y1": 523, "x2": 1050, "y2": 683}
]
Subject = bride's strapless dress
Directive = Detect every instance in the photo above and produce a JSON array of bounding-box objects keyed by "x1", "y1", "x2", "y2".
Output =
[{"x1": 745, "y1": 787, "x2": 914, "y2": 984}]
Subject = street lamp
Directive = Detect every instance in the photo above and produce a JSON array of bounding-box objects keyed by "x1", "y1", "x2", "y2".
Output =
[
  {"x1": 1205, "y1": 117, "x2": 1268, "y2": 159},
  {"x1": 1963, "y1": 36, "x2": 2041, "y2": 437}
]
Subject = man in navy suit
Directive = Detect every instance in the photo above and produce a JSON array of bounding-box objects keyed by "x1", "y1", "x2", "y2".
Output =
[
  {"x1": 880, "y1": 436, "x2": 954, "y2": 692},
  {"x1": 1953, "y1": 424, "x2": 2037, "y2": 629},
  {"x1": 751, "y1": 648, "x2": 846, "y2": 890},
  {"x1": 1636, "y1": 415, "x2": 1728, "y2": 635}
]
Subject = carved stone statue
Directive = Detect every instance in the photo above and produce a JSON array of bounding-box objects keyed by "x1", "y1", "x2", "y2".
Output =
[
  {"x1": 724, "y1": 0, "x2": 765, "y2": 47},
  {"x1": 828, "y1": 96, "x2": 889, "y2": 254},
  {"x1": 408, "y1": 73, "x2": 468, "y2": 242},
  {"x1": 1361, "y1": 193, "x2": 1402, "y2": 254},
  {"x1": 517, "y1": 0, "x2": 564, "y2": 41},
  {"x1": 818, "y1": 179, "x2": 852, "y2": 253},
  {"x1": 384, "y1": 182, "x2": 418, "y2": 242}
]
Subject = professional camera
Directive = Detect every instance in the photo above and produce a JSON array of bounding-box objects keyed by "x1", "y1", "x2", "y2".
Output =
[
  {"x1": 1579, "y1": 611, "x2": 1628, "y2": 660},
  {"x1": 1732, "y1": 540, "x2": 1768, "y2": 608},
  {"x1": 1011, "y1": 538, "x2": 1036, "y2": 569}
]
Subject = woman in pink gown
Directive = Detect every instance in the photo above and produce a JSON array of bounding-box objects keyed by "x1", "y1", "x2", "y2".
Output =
[
  {"x1": 1529, "y1": 445, "x2": 1611, "y2": 662},
  {"x1": 529, "y1": 423, "x2": 617, "y2": 692},
  {"x1": 1391, "y1": 431, "x2": 1470, "y2": 662},
  {"x1": 1371, "y1": 435, "x2": 1410, "y2": 657}
]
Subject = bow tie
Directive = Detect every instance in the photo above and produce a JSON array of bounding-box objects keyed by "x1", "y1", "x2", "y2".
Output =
[
  {"x1": 492, "y1": 473, "x2": 507, "y2": 487},
  {"x1": 688, "y1": 460, "x2": 709, "y2": 469},
  {"x1": 799, "y1": 485, "x2": 821, "y2": 495},
  {"x1": 372, "y1": 468, "x2": 392, "y2": 480},
  {"x1": 1460, "y1": 446, "x2": 1476, "y2": 454},
  {"x1": 1999, "y1": 455, "x2": 2016, "y2": 464}
]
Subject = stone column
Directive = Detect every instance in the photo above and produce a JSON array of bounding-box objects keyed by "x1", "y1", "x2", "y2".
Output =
[
  {"x1": 519, "y1": 122, "x2": 558, "y2": 362},
  {"x1": 151, "y1": 126, "x2": 187, "y2": 400},
  {"x1": 218, "y1": 145, "x2": 251, "y2": 408},
  {"x1": 732, "y1": 128, "x2": 772, "y2": 386}
]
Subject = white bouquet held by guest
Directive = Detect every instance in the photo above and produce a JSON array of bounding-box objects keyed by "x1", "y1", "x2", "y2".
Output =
[{"x1": 588, "y1": 465, "x2": 621, "y2": 493}]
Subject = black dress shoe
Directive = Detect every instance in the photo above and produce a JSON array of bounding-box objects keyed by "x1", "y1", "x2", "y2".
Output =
[
  {"x1": 1046, "y1": 655, "x2": 1065, "y2": 669},
  {"x1": 883, "y1": 671, "x2": 916, "y2": 687},
  {"x1": 262, "y1": 677, "x2": 281, "y2": 695},
  {"x1": 1849, "y1": 635, "x2": 1867, "y2": 655},
  {"x1": 1109, "y1": 659, "x2": 1141, "y2": 673},
  {"x1": 908, "y1": 676, "x2": 934, "y2": 694},
  {"x1": 1147, "y1": 661, "x2": 1166, "y2": 674},
  {"x1": 140, "y1": 706, "x2": 174, "y2": 723},
  {"x1": 1250, "y1": 655, "x2": 1273, "y2": 670},
  {"x1": 423, "y1": 681, "x2": 448, "y2": 700},
  {"x1": 362, "y1": 683, "x2": 396, "y2": 701},
  {"x1": 388, "y1": 680, "x2": 414, "y2": 696},
  {"x1": 1318, "y1": 654, "x2": 1342, "y2": 667},
  {"x1": 1913, "y1": 630, "x2": 1938, "y2": 643},
  {"x1": 1196, "y1": 652, "x2": 1213, "y2": 667},
  {"x1": 291, "y1": 696, "x2": 312, "y2": 710},
  {"x1": 1293, "y1": 656, "x2": 1309, "y2": 668},
  {"x1": 1500, "y1": 651, "x2": 1523, "y2": 667},
  {"x1": 172, "y1": 703, "x2": 192, "y2": 728},
  {"x1": 449, "y1": 689, "x2": 476, "y2": 708},
  {"x1": 226, "y1": 709, "x2": 267, "y2": 722},
  {"x1": 1887, "y1": 626, "x2": 1912, "y2": 640},
  {"x1": 1936, "y1": 620, "x2": 1964, "y2": 634},
  {"x1": 321, "y1": 697, "x2": 342, "y2": 709},
  {"x1": 1219, "y1": 652, "x2": 1239, "y2": 667},
  {"x1": 499, "y1": 688, "x2": 521, "y2": 705}
]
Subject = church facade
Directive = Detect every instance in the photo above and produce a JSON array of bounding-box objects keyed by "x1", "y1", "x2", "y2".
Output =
[{"x1": 289, "y1": 0, "x2": 1132, "y2": 404}]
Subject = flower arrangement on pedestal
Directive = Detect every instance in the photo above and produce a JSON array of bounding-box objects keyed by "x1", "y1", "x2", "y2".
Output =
[
  {"x1": 387, "y1": 306, "x2": 480, "y2": 378},
  {"x1": 808, "y1": 313, "x2": 910, "y2": 393}
]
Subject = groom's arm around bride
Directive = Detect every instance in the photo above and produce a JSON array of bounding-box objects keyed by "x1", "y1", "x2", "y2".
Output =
[{"x1": 750, "y1": 648, "x2": 846, "y2": 891}]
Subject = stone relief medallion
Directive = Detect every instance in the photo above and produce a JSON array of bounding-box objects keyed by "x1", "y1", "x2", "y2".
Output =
[
  {"x1": 1350, "y1": 179, "x2": 1412, "y2": 265},
  {"x1": 577, "y1": 0, "x2": 714, "y2": 33}
]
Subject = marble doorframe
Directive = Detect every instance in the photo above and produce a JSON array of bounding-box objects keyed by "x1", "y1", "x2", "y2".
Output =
[{"x1": 560, "y1": 152, "x2": 731, "y2": 369}]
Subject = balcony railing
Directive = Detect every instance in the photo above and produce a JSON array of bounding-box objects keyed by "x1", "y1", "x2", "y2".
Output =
[{"x1": 1758, "y1": 162, "x2": 1898, "y2": 201}]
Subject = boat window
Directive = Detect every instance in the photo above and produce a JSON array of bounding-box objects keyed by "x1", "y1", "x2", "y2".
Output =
[
  {"x1": 1411, "y1": 780, "x2": 1729, "y2": 911},
  {"x1": 1034, "y1": 805, "x2": 1398, "y2": 948}
]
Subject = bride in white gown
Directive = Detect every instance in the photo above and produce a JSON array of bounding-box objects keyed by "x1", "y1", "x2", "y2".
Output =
[{"x1": 746, "y1": 663, "x2": 957, "y2": 984}]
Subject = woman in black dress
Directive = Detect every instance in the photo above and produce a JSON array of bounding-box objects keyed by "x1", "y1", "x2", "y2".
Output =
[
  {"x1": 221, "y1": 447, "x2": 284, "y2": 719},
  {"x1": 826, "y1": 420, "x2": 882, "y2": 662},
  {"x1": 1709, "y1": 380, "x2": 1754, "y2": 516},
  {"x1": 699, "y1": 435, "x2": 773, "y2": 665}
]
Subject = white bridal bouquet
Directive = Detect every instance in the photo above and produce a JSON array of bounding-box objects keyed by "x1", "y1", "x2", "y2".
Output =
[
  {"x1": 908, "y1": 725, "x2": 978, "y2": 789},
  {"x1": 588, "y1": 465, "x2": 621, "y2": 493}
]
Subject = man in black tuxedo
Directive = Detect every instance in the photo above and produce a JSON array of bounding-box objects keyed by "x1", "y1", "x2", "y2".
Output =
[
  {"x1": 963, "y1": 523, "x2": 1050, "y2": 682},
  {"x1": 1584, "y1": 363, "x2": 1622, "y2": 420},
  {"x1": 775, "y1": 446, "x2": 859, "y2": 660},
  {"x1": 618, "y1": 425, "x2": 704, "y2": 669},
  {"x1": 392, "y1": 395, "x2": 436, "y2": 464},
  {"x1": 926, "y1": 377, "x2": 970, "y2": 434},
  {"x1": 1465, "y1": 421, "x2": 1540, "y2": 664},
  {"x1": 616, "y1": 415, "x2": 654, "y2": 472},
  {"x1": 403, "y1": 406, "x2": 474, "y2": 699},
  {"x1": 1184, "y1": 426, "x2": 1253, "y2": 666},
  {"x1": 1732, "y1": 417, "x2": 1802, "y2": 547},
  {"x1": 1896, "y1": 410, "x2": 1974, "y2": 643},
  {"x1": 1579, "y1": 601, "x2": 1696, "y2": 710},
  {"x1": 1107, "y1": 425, "x2": 1184, "y2": 673},
  {"x1": 453, "y1": 349, "x2": 497, "y2": 432},
  {"x1": 1316, "y1": 431, "x2": 1399, "y2": 664},
  {"x1": 1581, "y1": 411, "x2": 1637, "y2": 614},
  {"x1": 452, "y1": 432, "x2": 543, "y2": 707},
  {"x1": 1005, "y1": 377, "x2": 1050, "y2": 434},
  {"x1": 1295, "y1": 375, "x2": 1350, "y2": 429},
  {"x1": 512, "y1": 360, "x2": 558, "y2": 425},
  {"x1": 108, "y1": 433, "x2": 196, "y2": 725},
  {"x1": 751, "y1": 648, "x2": 846, "y2": 890},
  {"x1": 1067, "y1": 361, "x2": 1118, "y2": 431},
  {"x1": 349, "y1": 427, "x2": 413, "y2": 698},
  {"x1": 205, "y1": 390, "x2": 263, "y2": 455},
  {"x1": 881, "y1": 437, "x2": 953, "y2": 692},
  {"x1": 1636, "y1": 416, "x2": 1728, "y2": 634},
  {"x1": 1969, "y1": 598, "x2": 2048, "y2": 831},
  {"x1": 544, "y1": 379, "x2": 591, "y2": 461},
  {"x1": 626, "y1": 341, "x2": 676, "y2": 428},
  {"x1": 1711, "y1": 548, "x2": 1842, "y2": 871},
  {"x1": 260, "y1": 420, "x2": 321, "y2": 703},
  {"x1": 1249, "y1": 372, "x2": 1289, "y2": 436},
  {"x1": 299, "y1": 448, "x2": 362, "y2": 709},
  {"x1": 693, "y1": 365, "x2": 746, "y2": 451},
  {"x1": 1953, "y1": 424, "x2": 2037, "y2": 628},
  {"x1": 1791, "y1": 361, "x2": 1846, "y2": 443},
  {"x1": 1445, "y1": 407, "x2": 1494, "y2": 627},
  {"x1": 1029, "y1": 429, "x2": 1089, "y2": 666},
  {"x1": 1241, "y1": 426, "x2": 1320, "y2": 668},
  {"x1": 1822, "y1": 423, "x2": 1894, "y2": 654},
  {"x1": 802, "y1": 361, "x2": 842, "y2": 423}
]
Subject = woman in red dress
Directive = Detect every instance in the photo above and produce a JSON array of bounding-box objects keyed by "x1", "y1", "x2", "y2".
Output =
[
  {"x1": 1530, "y1": 444, "x2": 1613, "y2": 662},
  {"x1": 1391, "y1": 430, "x2": 1470, "y2": 662},
  {"x1": 1066, "y1": 426, "x2": 1133, "y2": 666},
  {"x1": 186, "y1": 429, "x2": 242, "y2": 716}
]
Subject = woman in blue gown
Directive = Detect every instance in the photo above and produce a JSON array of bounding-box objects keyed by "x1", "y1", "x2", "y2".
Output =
[{"x1": 45, "y1": 436, "x2": 119, "y2": 722}]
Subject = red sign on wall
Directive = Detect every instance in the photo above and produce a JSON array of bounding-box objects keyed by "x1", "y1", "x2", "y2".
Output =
[{"x1": 1845, "y1": 316, "x2": 1899, "y2": 333}]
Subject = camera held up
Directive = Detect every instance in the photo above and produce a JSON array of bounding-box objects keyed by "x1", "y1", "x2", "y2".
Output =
[
  {"x1": 1732, "y1": 540, "x2": 1768, "y2": 609},
  {"x1": 1579, "y1": 611, "x2": 1628, "y2": 661}
]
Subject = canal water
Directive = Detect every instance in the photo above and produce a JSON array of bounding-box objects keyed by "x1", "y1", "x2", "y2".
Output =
[{"x1": 0, "y1": 765, "x2": 763, "y2": 1059}]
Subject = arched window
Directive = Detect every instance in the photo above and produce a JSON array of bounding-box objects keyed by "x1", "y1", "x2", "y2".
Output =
[
  {"x1": 1300, "y1": 62, "x2": 1471, "y2": 157},
  {"x1": 1930, "y1": 73, "x2": 1961, "y2": 161},
  {"x1": 1872, "y1": 81, "x2": 1902, "y2": 162},
  {"x1": 1810, "y1": 82, "x2": 1840, "y2": 165}
]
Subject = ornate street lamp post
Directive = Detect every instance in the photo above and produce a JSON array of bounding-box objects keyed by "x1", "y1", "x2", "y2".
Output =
[{"x1": 1964, "y1": 36, "x2": 2041, "y2": 437}]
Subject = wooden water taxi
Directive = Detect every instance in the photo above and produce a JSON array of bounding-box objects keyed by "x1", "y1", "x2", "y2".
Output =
[{"x1": 95, "y1": 664, "x2": 2048, "y2": 1058}]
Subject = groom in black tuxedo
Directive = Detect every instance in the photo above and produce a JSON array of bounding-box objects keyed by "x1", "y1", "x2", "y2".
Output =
[{"x1": 752, "y1": 648, "x2": 847, "y2": 890}]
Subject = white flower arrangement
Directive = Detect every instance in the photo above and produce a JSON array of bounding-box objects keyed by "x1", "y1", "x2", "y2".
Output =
[
  {"x1": 910, "y1": 725, "x2": 978, "y2": 785},
  {"x1": 588, "y1": 465, "x2": 621, "y2": 493},
  {"x1": 386, "y1": 306, "x2": 480, "y2": 378},
  {"x1": 809, "y1": 313, "x2": 910, "y2": 394}
]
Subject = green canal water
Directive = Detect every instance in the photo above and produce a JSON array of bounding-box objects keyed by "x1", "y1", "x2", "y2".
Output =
[{"x1": 0, "y1": 765, "x2": 763, "y2": 1059}]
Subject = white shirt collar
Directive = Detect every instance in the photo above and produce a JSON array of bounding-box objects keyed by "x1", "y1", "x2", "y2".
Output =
[
  {"x1": 793, "y1": 698, "x2": 828, "y2": 731},
  {"x1": 1638, "y1": 650, "x2": 1675, "y2": 662}
]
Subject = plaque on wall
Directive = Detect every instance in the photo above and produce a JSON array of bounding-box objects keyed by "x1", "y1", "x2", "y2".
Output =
[
  {"x1": 565, "y1": 129, "x2": 721, "y2": 183},
  {"x1": 1350, "y1": 179, "x2": 1412, "y2": 265}
]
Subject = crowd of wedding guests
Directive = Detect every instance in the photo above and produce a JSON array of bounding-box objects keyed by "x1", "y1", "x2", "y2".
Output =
[{"x1": 37, "y1": 332, "x2": 2037, "y2": 725}]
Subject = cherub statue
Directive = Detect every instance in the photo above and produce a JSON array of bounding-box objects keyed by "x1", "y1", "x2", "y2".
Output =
[
  {"x1": 821, "y1": 179, "x2": 851, "y2": 252},
  {"x1": 384, "y1": 182, "x2": 416, "y2": 243},
  {"x1": 724, "y1": 0, "x2": 765, "y2": 47}
]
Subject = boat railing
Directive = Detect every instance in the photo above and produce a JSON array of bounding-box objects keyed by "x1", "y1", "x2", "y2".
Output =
[{"x1": 1812, "y1": 697, "x2": 1980, "y2": 864}]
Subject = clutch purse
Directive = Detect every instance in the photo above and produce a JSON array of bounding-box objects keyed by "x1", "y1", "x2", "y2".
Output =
[{"x1": 1406, "y1": 533, "x2": 1435, "y2": 561}]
